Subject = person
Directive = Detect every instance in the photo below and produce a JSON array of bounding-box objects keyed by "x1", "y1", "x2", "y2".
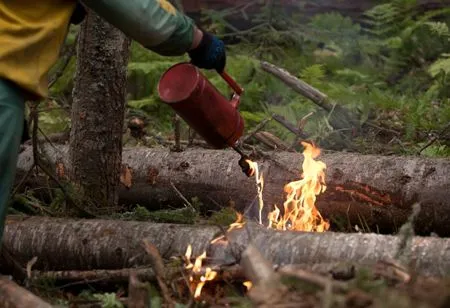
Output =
[{"x1": 0, "y1": 0, "x2": 227, "y2": 241}]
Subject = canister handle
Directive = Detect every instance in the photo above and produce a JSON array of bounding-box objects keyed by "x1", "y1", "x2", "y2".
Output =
[{"x1": 219, "y1": 71, "x2": 244, "y2": 109}]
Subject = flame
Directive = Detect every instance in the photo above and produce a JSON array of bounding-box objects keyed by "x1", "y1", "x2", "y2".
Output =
[
  {"x1": 243, "y1": 281, "x2": 253, "y2": 290},
  {"x1": 268, "y1": 141, "x2": 329, "y2": 232},
  {"x1": 247, "y1": 160, "x2": 265, "y2": 225},
  {"x1": 184, "y1": 245, "x2": 218, "y2": 299},
  {"x1": 227, "y1": 212, "x2": 245, "y2": 232},
  {"x1": 210, "y1": 211, "x2": 245, "y2": 244},
  {"x1": 182, "y1": 142, "x2": 329, "y2": 299}
]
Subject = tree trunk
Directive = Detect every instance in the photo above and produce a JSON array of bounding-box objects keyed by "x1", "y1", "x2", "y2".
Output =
[
  {"x1": 2, "y1": 217, "x2": 450, "y2": 277},
  {"x1": 16, "y1": 145, "x2": 450, "y2": 236},
  {"x1": 69, "y1": 10, "x2": 131, "y2": 210}
]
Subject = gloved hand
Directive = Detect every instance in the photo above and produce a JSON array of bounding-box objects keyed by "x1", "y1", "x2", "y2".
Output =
[{"x1": 188, "y1": 31, "x2": 226, "y2": 73}]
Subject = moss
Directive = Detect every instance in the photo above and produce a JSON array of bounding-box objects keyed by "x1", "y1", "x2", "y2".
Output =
[
  {"x1": 119, "y1": 205, "x2": 198, "y2": 224},
  {"x1": 207, "y1": 207, "x2": 239, "y2": 226}
]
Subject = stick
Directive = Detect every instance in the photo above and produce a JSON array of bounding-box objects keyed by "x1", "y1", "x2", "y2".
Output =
[
  {"x1": 0, "y1": 276, "x2": 52, "y2": 308},
  {"x1": 242, "y1": 116, "x2": 273, "y2": 144},
  {"x1": 418, "y1": 122, "x2": 450, "y2": 155},
  {"x1": 260, "y1": 61, "x2": 359, "y2": 131},
  {"x1": 142, "y1": 240, "x2": 175, "y2": 307},
  {"x1": 31, "y1": 268, "x2": 158, "y2": 284},
  {"x1": 271, "y1": 113, "x2": 308, "y2": 139},
  {"x1": 172, "y1": 115, "x2": 182, "y2": 152}
]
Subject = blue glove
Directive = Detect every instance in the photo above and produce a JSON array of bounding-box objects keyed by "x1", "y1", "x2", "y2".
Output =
[{"x1": 188, "y1": 31, "x2": 226, "y2": 73}]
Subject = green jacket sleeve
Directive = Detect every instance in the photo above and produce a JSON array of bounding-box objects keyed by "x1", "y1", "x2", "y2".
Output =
[{"x1": 81, "y1": 0, "x2": 195, "y2": 56}]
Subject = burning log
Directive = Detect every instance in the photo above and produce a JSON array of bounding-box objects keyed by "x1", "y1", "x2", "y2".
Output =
[
  {"x1": 2, "y1": 217, "x2": 450, "y2": 277},
  {"x1": 0, "y1": 276, "x2": 52, "y2": 308},
  {"x1": 15, "y1": 145, "x2": 450, "y2": 235}
]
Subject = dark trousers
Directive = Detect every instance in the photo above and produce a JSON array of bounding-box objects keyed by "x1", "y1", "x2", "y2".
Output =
[{"x1": 0, "y1": 79, "x2": 25, "y2": 241}]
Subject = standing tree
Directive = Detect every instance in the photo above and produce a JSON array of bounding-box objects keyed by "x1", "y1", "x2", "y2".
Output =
[{"x1": 69, "y1": 9, "x2": 131, "y2": 211}]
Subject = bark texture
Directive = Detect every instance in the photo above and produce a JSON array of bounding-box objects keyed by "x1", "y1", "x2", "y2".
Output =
[
  {"x1": 16, "y1": 145, "x2": 450, "y2": 236},
  {"x1": 3, "y1": 217, "x2": 450, "y2": 277},
  {"x1": 0, "y1": 276, "x2": 52, "y2": 308},
  {"x1": 70, "y1": 10, "x2": 131, "y2": 209}
]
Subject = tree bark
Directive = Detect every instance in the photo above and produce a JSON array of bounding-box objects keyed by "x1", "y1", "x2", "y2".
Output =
[
  {"x1": 2, "y1": 217, "x2": 450, "y2": 277},
  {"x1": 16, "y1": 145, "x2": 450, "y2": 236},
  {"x1": 70, "y1": 10, "x2": 131, "y2": 210},
  {"x1": 0, "y1": 276, "x2": 52, "y2": 308}
]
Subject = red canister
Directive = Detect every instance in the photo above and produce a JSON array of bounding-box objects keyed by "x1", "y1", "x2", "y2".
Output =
[{"x1": 158, "y1": 63, "x2": 244, "y2": 149}]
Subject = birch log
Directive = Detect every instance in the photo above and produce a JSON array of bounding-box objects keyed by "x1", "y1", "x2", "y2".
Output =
[
  {"x1": 15, "y1": 145, "x2": 450, "y2": 236},
  {"x1": 2, "y1": 217, "x2": 450, "y2": 277}
]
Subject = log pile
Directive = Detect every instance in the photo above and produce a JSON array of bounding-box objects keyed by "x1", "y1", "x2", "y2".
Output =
[
  {"x1": 16, "y1": 144, "x2": 450, "y2": 236},
  {"x1": 3, "y1": 217, "x2": 450, "y2": 277}
]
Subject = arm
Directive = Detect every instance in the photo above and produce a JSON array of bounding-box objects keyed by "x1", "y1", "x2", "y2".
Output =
[{"x1": 81, "y1": 0, "x2": 201, "y2": 56}]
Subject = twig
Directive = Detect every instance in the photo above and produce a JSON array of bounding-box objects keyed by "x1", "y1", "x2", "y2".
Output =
[
  {"x1": 128, "y1": 272, "x2": 150, "y2": 308},
  {"x1": 26, "y1": 102, "x2": 95, "y2": 218},
  {"x1": 142, "y1": 240, "x2": 175, "y2": 308},
  {"x1": 172, "y1": 115, "x2": 182, "y2": 152},
  {"x1": 0, "y1": 276, "x2": 52, "y2": 308},
  {"x1": 242, "y1": 116, "x2": 273, "y2": 144},
  {"x1": 288, "y1": 112, "x2": 315, "y2": 150},
  {"x1": 188, "y1": 128, "x2": 197, "y2": 147},
  {"x1": 418, "y1": 122, "x2": 450, "y2": 155},
  {"x1": 170, "y1": 182, "x2": 194, "y2": 210},
  {"x1": 271, "y1": 113, "x2": 308, "y2": 139},
  {"x1": 278, "y1": 266, "x2": 349, "y2": 293},
  {"x1": 254, "y1": 131, "x2": 290, "y2": 150},
  {"x1": 48, "y1": 34, "x2": 78, "y2": 89}
]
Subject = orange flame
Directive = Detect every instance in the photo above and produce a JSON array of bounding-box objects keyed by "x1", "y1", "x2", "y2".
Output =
[
  {"x1": 210, "y1": 211, "x2": 245, "y2": 244},
  {"x1": 184, "y1": 245, "x2": 218, "y2": 299},
  {"x1": 183, "y1": 142, "x2": 329, "y2": 298},
  {"x1": 243, "y1": 281, "x2": 253, "y2": 290},
  {"x1": 268, "y1": 141, "x2": 329, "y2": 232},
  {"x1": 247, "y1": 160, "x2": 265, "y2": 224}
]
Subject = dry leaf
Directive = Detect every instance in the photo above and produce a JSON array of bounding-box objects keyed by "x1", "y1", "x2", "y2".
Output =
[
  {"x1": 120, "y1": 164, "x2": 133, "y2": 189},
  {"x1": 55, "y1": 162, "x2": 65, "y2": 178}
]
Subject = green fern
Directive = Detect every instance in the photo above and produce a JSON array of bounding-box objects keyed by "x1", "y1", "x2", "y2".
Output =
[
  {"x1": 428, "y1": 57, "x2": 450, "y2": 77},
  {"x1": 300, "y1": 64, "x2": 326, "y2": 85},
  {"x1": 424, "y1": 21, "x2": 450, "y2": 37}
]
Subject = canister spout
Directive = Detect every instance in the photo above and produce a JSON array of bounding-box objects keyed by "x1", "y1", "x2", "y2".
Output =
[{"x1": 219, "y1": 71, "x2": 244, "y2": 95}]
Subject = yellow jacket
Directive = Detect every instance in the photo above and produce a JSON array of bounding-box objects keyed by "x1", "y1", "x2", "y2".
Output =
[
  {"x1": 0, "y1": 0, "x2": 195, "y2": 100},
  {"x1": 0, "y1": 1, "x2": 76, "y2": 99}
]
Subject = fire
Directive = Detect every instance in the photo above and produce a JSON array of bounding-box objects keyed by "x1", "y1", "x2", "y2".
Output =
[
  {"x1": 247, "y1": 160, "x2": 265, "y2": 225},
  {"x1": 182, "y1": 142, "x2": 328, "y2": 299},
  {"x1": 243, "y1": 281, "x2": 253, "y2": 290},
  {"x1": 210, "y1": 211, "x2": 245, "y2": 244},
  {"x1": 184, "y1": 245, "x2": 218, "y2": 298},
  {"x1": 267, "y1": 141, "x2": 329, "y2": 232}
]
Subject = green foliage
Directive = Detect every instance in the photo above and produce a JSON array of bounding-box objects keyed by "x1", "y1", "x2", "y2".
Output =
[
  {"x1": 428, "y1": 56, "x2": 450, "y2": 76},
  {"x1": 92, "y1": 293, "x2": 124, "y2": 308},
  {"x1": 299, "y1": 64, "x2": 326, "y2": 86},
  {"x1": 118, "y1": 205, "x2": 198, "y2": 224},
  {"x1": 208, "y1": 207, "x2": 239, "y2": 226}
]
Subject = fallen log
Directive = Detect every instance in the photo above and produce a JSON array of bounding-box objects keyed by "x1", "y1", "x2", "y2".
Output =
[
  {"x1": 2, "y1": 217, "x2": 450, "y2": 277},
  {"x1": 15, "y1": 145, "x2": 450, "y2": 235},
  {"x1": 0, "y1": 275, "x2": 52, "y2": 308},
  {"x1": 260, "y1": 61, "x2": 360, "y2": 134},
  {"x1": 31, "y1": 268, "x2": 157, "y2": 285}
]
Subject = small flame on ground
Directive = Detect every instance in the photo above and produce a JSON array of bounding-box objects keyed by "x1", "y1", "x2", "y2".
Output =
[
  {"x1": 184, "y1": 245, "x2": 218, "y2": 299},
  {"x1": 243, "y1": 281, "x2": 253, "y2": 291},
  {"x1": 210, "y1": 212, "x2": 245, "y2": 244}
]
